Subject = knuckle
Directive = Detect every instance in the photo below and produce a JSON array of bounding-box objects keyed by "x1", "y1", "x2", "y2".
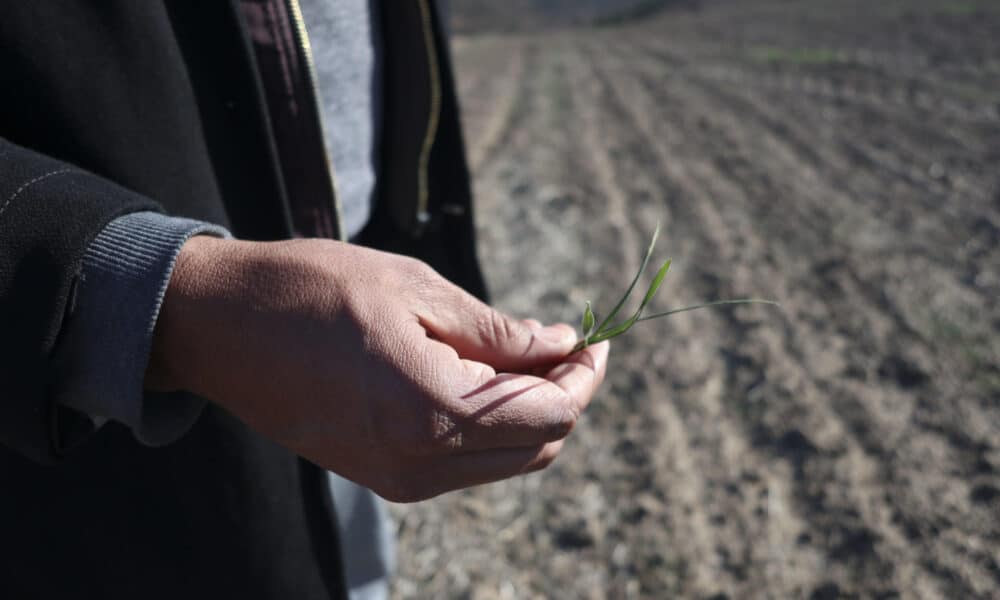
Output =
[
  {"x1": 383, "y1": 408, "x2": 461, "y2": 459},
  {"x1": 404, "y1": 257, "x2": 436, "y2": 283},
  {"x1": 525, "y1": 444, "x2": 562, "y2": 474},
  {"x1": 480, "y1": 309, "x2": 518, "y2": 346},
  {"x1": 539, "y1": 444, "x2": 562, "y2": 467},
  {"x1": 546, "y1": 398, "x2": 579, "y2": 440},
  {"x1": 404, "y1": 258, "x2": 447, "y2": 300},
  {"x1": 462, "y1": 359, "x2": 497, "y2": 385},
  {"x1": 423, "y1": 409, "x2": 463, "y2": 453}
]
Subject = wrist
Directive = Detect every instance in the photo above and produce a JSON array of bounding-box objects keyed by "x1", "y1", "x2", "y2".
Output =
[{"x1": 145, "y1": 235, "x2": 231, "y2": 394}]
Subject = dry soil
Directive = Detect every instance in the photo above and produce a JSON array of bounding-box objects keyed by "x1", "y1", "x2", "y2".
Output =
[{"x1": 390, "y1": 1, "x2": 1000, "y2": 598}]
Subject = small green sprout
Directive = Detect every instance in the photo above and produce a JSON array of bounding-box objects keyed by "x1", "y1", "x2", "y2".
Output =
[{"x1": 573, "y1": 223, "x2": 780, "y2": 352}]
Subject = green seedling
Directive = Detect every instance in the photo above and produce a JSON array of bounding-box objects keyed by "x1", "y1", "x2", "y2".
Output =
[{"x1": 573, "y1": 223, "x2": 779, "y2": 352}]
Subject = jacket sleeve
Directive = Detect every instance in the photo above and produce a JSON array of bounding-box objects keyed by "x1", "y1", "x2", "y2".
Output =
[
  {"x1": 51, "y1": 212, "x2": 231, "y2": 449},
  {"x1": 0, "y1": 137, "x2": 161, "y2": 464}
]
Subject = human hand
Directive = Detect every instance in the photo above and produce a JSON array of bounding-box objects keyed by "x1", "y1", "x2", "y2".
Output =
[{"x1": 146, "y1": 237, "x2": 609, "y2": 502}]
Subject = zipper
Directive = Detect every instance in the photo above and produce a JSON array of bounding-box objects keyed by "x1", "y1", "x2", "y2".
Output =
[
  {"x1": 415, "y1": 0, "x2": 443, "y2": 230},
  {"x1": 285, "y1": 0, "x2": 347, "y2": 241}
]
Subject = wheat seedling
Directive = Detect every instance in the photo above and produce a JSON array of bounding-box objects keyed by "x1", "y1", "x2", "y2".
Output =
[{"x1": 573, "y1": 223, "x2": 779, "y2": 352}]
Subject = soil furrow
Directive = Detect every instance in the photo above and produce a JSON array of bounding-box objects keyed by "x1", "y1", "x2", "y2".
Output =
[
  {"x1": 632, "y1": 37, "x2": 1000, "y2": 596},
  {"x1": 630, "y1": 40, "x2": 1000, "y2": 317},
  {"x1": 636, "y1": 41, "x2": 997, "y2": 216},
  {"x1": 580, "y1": 37, "x2": 854, "y2": 598},
  {"x1": 563, "y1": 41, "x2": 725, "y2": 595},
  {"x1": 466, "y1": 40, "x2": 529, "y2": 171},
  {"x1": 393, "y1": 5, "x2": 1000, "y2": 598},
  {"x1": 596, "y1": 36, "x2": 982, "y2": 597}
]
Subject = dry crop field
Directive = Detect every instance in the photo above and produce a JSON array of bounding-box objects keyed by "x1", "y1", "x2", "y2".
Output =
[{"x1": 389, "y1": 1, "x2": 1000, "y2": 598}]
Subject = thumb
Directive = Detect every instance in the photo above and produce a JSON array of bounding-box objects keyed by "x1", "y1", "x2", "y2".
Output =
[{"x1": 418, "y1": 287, "x2": 577, "y2": 372}]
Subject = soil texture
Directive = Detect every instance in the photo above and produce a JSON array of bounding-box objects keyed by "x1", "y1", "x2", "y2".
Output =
[{"x1": 391, "y1": 2, "x2": 1000, "y2": 598}]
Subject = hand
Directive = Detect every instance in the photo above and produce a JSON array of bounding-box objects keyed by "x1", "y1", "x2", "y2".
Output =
[{"x1": 146, "y1": 237, "x2": 609, "y2": 502}]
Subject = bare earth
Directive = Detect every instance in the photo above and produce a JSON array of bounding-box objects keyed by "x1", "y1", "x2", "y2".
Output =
[{"x1": 389, "y1": 1, "x2": 1000, "y2": 598}]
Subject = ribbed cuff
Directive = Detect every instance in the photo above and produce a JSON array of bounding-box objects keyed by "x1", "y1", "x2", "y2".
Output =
[{"x1": 55, "y1": 211, "x2": 231, "y2": 446}]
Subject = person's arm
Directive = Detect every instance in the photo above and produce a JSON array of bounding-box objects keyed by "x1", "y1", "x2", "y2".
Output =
[
  {"x1": 49, "y1": 212, "x2": 231, "y2": 448},
  {"x1": 1, "y1": 139, "x2": 609, "y2": 494},
  {"x1": 0, "y1": 138, "x2": 162, "y2": 463},
  {"x1": 148, "y1": 237, "x2": 609, "y2": 502}
]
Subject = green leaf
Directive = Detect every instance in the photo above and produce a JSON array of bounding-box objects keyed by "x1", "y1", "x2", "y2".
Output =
[
  {"x1": 640, "y1": 259, "x2": 671, "y2": 311},
  {"x1": 594, "y1": 222, "x2": 661, "y2": 335},
  {"x1": 581, "y1": 301, "x2": 596, "y2": 338},
  {"x1": 636, "y1": 299, "x2": 781, "y2": 322},
  {"x1": 590, "y1": 259, "x2": 672, "y2": 343},
  {"x1": 582, "y1": 298, "x2": 779, "y2": 348}
]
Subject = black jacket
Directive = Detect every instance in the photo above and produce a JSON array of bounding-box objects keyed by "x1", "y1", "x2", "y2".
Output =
[{"x1": 0, "y1": 1, "x2": 485, "y2": 598}]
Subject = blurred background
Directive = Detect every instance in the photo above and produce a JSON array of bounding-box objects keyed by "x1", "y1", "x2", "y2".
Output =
[{"x1": 391, "y1": 1, "x2": 1000, "y2": 598}]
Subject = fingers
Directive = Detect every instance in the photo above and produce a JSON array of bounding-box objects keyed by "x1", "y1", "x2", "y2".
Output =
[
  {"x1": 378, "y1": 332, "x2": 610, "y2": 502},
  {"x1": 387, "y1": 442, "x2": 565, "y2": 502},
  {"x1": 431, "y1": 374, "x2": 574, "y2": 451},
  {"x1": 547, "y1": 341, "x2": 610, "y2": 408},
  {"x1": 416, "y1": 279, "x2": 577, "y2": 372},
  {"x1": 445, "y1": 440, "x2": 564, "y2": 487},
  {"x1": 436, "y1": 341, "x2": 610, "y2": 453}
]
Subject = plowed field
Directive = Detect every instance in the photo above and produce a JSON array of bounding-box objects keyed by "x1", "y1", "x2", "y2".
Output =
[{"x1": 391, "y1": 2, "x2": 1000, "y2": 598}]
